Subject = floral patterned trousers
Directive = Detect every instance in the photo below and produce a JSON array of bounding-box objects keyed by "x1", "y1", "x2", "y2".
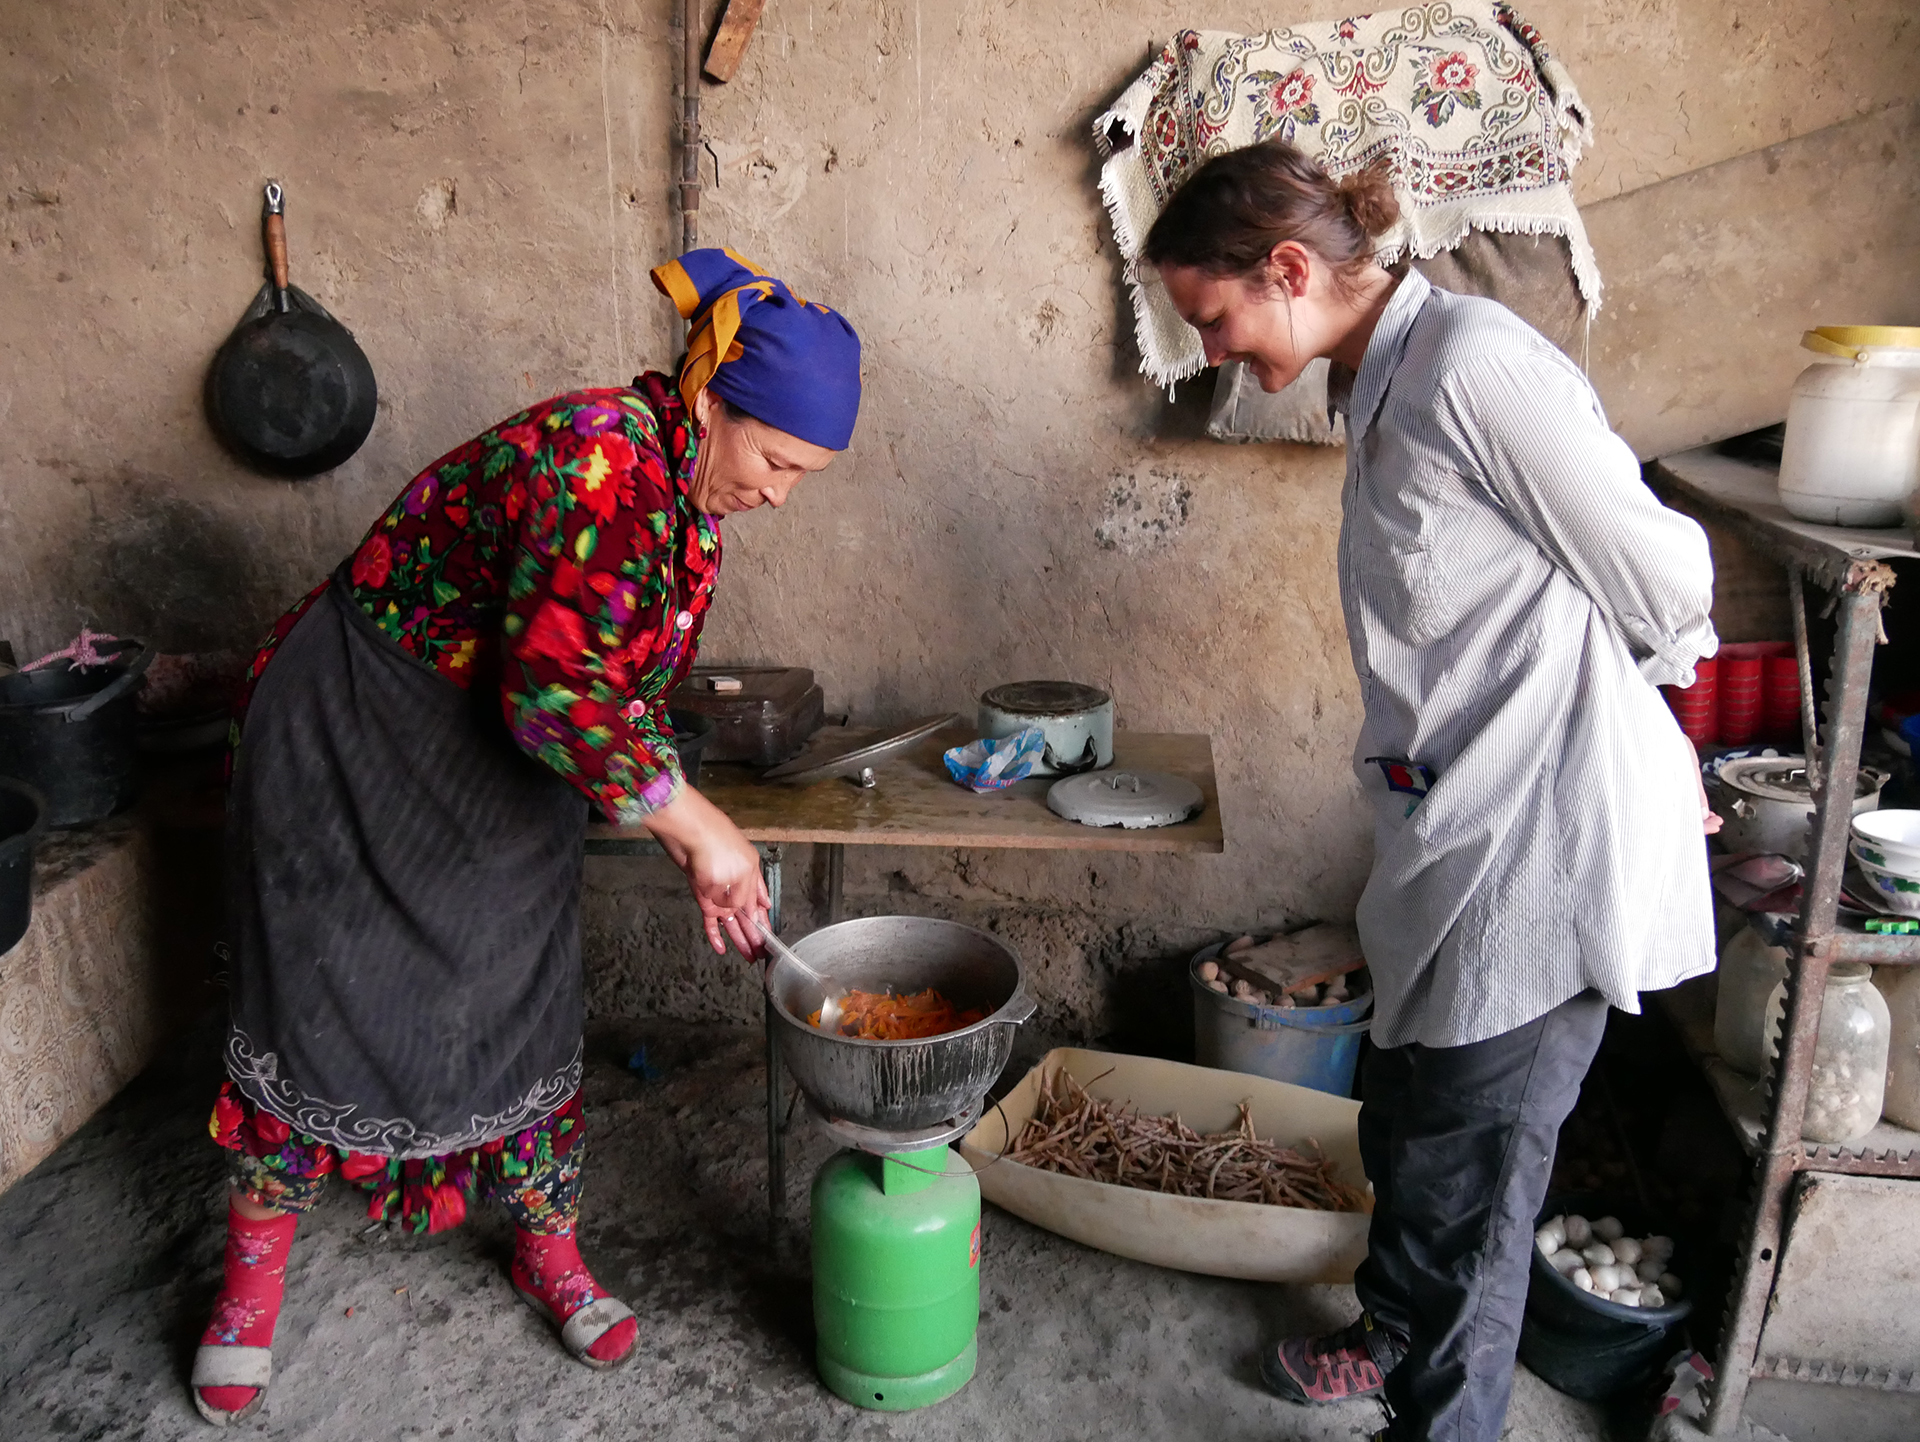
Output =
[{"x1": 211, "y1": 1082, "x2": 586, "y2": 1236}]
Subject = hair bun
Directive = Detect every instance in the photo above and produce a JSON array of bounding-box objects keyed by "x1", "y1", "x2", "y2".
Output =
[
  {"x1": 1337, "y1": 161, "x2": 1401, "y2": 240},
  {"x1": 1144, "y1": 139, "x2": 1396, "y2": 285}
]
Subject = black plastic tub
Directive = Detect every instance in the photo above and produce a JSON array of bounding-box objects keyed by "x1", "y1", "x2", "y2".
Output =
[
  {"x1": 0, "y1": 779, "x2": 49, "y2": 957},
  {"x1": 1519, "y1": 1192, "x2": 1693, "y2": 1401},
  {"x1": 0, "y1": 641, "x2": 152, "y2": 827}
]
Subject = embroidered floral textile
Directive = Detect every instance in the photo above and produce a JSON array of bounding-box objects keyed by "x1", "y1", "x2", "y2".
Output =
[
  {"x1": 1094, "y1": 1, "x2": 1598, "y2": 387},
  {"x1": 211, "y1": 1082, "x2": 586, "y2": 1236},
  {"x1": 229, "y1": 372, "x2": 717, "y2": 824}
]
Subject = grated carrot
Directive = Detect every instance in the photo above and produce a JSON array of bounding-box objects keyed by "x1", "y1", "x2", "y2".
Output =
[{"x1": 808, "y1": 987, "x2": 989, "y2": 1040}]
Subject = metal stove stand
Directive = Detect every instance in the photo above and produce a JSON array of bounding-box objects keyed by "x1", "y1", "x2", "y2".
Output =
[{"x1": 1653, "y1": 449, "x2": 1920, "y2": 1434}]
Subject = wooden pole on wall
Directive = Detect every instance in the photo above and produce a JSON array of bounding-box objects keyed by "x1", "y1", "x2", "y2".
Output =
[
  {"x1": 703, "y1": 0, "x2": 767, "y2": 83},
  {"x1": 678, "y1": 0, "x2": 702, "y2": 249}
]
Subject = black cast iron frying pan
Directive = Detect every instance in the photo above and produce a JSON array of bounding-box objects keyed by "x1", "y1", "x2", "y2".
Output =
[{"x1": 206, "y1": 181, "x2": 377, "y2": 478}]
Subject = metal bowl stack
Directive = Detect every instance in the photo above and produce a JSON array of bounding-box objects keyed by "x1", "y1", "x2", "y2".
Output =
[{"x1": 766, "y1": 916, "x2": 1035, "y2": 1138}]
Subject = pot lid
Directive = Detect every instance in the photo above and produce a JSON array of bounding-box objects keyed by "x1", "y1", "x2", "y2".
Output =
[
  {"x1": 980, "y1": 680, "x2": 1111, "y2": 717},
  {"x1": 1717, "y1": 756, "x2": 1883, "y2": 804},
  {"x1": 1047, "y1": 770, "x2": 1203, "y2": 829}
]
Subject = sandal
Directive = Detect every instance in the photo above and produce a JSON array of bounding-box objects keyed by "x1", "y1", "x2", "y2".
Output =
[
  {"x1": 515, "y1": 1287, "x2": 638, "y2": 1370},
  {"x1": 190, "y1": 1344, "x2": 272, "y2": 1426}
]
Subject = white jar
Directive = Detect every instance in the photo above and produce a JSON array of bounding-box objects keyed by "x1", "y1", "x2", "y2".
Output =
[
  {"x1": 1765, "y1": 961, "x2": 1891, "y2": 1143},
  {"x1": 1777, "y1": 326, "x2": 1920, "y2": 527},
  {"x1": 1879, "y1": 965, "x2": 1920, "y2": 1130},
  {"x1": 1715, "y1": 929, "x2": 1791, "y2": 1077}
]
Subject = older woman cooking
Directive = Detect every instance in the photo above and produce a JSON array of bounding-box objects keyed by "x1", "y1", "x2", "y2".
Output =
[{"x1": 190, "y1": 248, "x2": 859, "y2": 1425}]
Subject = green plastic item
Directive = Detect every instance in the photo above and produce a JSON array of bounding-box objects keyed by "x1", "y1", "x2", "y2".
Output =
[
  {"x1": 811, "y1": 1143, "x2": 981, "y2": 1411},
  {"x1": 1865, "y1": 917, "x2": 1920, "y2": 934}
]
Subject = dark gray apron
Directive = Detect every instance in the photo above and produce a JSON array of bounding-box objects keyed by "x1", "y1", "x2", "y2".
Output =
[{"x1": 225, "y1": 572, "x2": 586, "y2": 1158}]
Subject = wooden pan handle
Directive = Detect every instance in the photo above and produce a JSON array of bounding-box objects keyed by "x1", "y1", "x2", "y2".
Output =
[{"x1": 262, "y1": 181, "x2": 290, "y2": 301}]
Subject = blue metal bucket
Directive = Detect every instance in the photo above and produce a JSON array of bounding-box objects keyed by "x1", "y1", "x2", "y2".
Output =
[{"x1": 1189, "y1": 942, "x2": 1372, "y2": 1096}]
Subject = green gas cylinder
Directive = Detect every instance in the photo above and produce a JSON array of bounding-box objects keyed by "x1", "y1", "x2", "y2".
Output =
[{"x1": 810, "y1": 1144, "x2": 981, "y2": 1411}]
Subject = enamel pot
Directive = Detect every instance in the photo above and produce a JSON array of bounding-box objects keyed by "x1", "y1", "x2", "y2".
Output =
[{"x1": 1712, "y1": 755, "x2": 1886, "y2": 859}]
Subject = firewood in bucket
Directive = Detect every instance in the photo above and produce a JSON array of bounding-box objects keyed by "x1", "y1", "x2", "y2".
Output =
[{"x1": 1223, "y1": 924, "x2": 1366, "y2": 998}]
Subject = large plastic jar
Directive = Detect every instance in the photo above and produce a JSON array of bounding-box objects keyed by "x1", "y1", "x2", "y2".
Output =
[
  {"x1": 1879, "y1": 966, "x2": 1920, "y2": 1130},
  {"x1": 1715, "y1": 930, "x2": 1791, "y2": 1077},
  {"x1": 1777, "y1": 326, "x2": 1920, "y2": 527},
  {"x1": 1765, "y1": 962, "x2": 1891, "y2": 1143}
]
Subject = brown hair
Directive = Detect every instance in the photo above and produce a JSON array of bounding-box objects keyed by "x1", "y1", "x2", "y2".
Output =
[{"x1": 1143, "y1": 140, "x2": 1399, "y2": 293}]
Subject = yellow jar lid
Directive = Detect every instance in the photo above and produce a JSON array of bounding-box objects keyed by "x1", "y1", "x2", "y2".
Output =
[{"x1": 1801, "y1": 325, "x2": 1920, "y2": 360}]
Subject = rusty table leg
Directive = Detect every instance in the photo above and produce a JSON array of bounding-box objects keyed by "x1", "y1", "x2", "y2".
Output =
[
  {"x1": 825, "y1": 842, "x2": 845, "y2": 925},
  {"x1": 761, "y1": 844, "x2": 787, "y2": 1236},
  {"x1": 1788, "y1": 567, "x2": 1821, "y2": 781},
  {"x1": 1706, "y1": 585, "x2": 1881, "y2": 1434}
]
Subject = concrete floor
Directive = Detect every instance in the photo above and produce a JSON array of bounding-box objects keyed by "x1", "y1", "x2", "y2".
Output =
[{"x1": 0, "y1": 1019, "x2": 1824, "y2": 1442}]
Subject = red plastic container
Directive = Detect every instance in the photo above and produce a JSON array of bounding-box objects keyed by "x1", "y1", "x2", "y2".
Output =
[
  {"x1": 1719, "y1": 656, "x2": 1763, "y2": 745},
  {"x1": 1762, "y1": 654, "x2": 1802, "y2": 743},
  {"x1": 1709, "y1": 642, "x2": 1796, "y2": 747},
  {"x1": 1664, "y1": 657, "x2": 1718, "y2": 743}
]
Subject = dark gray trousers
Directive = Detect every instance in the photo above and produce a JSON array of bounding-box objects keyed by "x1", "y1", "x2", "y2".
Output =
[{"x1": 1353, "y1": 989, "x2": 1610, "y2": 1441}]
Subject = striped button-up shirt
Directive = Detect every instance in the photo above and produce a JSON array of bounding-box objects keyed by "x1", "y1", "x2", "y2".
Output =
[{"x1": 1332, "y1": 270, "x2": 1718, "y2": 1049}]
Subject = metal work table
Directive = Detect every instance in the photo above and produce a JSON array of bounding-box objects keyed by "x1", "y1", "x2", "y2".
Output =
[
  {"x1": 586, "y1": 725, "x2": 1223, "y2": 1229},
  {"x1": 1651, "y1": 448, "x2": 1920, "y2": 1431}
]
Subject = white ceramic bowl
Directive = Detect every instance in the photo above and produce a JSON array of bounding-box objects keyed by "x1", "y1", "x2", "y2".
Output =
[
  {"x1": 1851, "y1": 811, "x2": 1920, "y2": 916},
  {"x1": 1851, "y1": 809, "x2": 1920, "y2": 868},
  {"x1": 1850, "y1": 842, "x2": 1920, "y2": 917}
]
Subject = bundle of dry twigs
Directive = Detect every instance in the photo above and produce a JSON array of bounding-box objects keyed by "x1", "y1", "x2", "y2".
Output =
[{"x1": 1006, "y1": 1067, "x2": 1369, "y2": 1212}]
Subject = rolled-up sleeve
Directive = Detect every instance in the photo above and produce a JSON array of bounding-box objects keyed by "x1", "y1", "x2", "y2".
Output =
[
  {"x1": 499, "y1": 409, "x2": 687, "y2": 826},
  {"x1": 1434, "y1": 349, "x2": 1718, "y2": 688}
]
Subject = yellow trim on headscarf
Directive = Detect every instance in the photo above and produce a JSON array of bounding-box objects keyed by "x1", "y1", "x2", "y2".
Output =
[
  {"x1": 648, "y1": 247, "x2": 828, "y2": 414},
  {"x1": 651, "y1": 259, "x2": 703, "y2": 320}
]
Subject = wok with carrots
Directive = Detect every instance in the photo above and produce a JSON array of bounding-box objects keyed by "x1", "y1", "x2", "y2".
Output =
[{"x1": 766, "y1": 915, "x2": 1034, "y2": 1133}]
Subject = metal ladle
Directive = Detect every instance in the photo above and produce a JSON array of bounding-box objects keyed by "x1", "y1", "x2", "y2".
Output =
[{"x1": 753, "y1": 916, "x2": 844, "y2": 1032}]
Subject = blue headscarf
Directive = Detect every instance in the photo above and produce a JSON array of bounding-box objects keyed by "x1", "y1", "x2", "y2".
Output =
[{"x1": 649, "y1": 247, "x2": 862, "y2": 450}]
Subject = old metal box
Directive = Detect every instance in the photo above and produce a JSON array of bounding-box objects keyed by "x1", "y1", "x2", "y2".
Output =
[{"x1": 668, "y1": 666, "x2": 825, "y2": 767}]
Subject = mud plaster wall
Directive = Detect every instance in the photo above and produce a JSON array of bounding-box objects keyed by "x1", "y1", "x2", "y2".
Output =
[{"x1": 3, "y1": 3, "x2": 1917, "y2": 1042}]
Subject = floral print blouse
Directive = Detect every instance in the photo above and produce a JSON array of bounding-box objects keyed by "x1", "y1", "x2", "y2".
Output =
[{"x1": 237, "y1": 372, "x2": 718, "y2": 825}]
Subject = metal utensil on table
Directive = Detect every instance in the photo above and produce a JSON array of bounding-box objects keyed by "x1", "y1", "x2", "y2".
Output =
[
  {"x1": 756, "y1": 713, "x2": 957, "y2": 786},
  {"x1": 754, "y1": 915, "x2": 844, "y2": 1031},
  {"x1": 205, "y1": 181, "x2": 378, "y2": 477}
]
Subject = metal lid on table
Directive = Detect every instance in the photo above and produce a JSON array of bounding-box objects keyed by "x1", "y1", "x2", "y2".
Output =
[{"x1": 1046, "y1": 770, "x2": 1203, "y2": 829}]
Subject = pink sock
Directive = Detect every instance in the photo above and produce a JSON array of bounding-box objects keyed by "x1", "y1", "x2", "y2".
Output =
[
  {"x1": 511, "y1": 1228, "x2": 638, "y2": 1364},
  {"x1": 198, "y1": 1205, "x2": 298, "y2": 1414}
]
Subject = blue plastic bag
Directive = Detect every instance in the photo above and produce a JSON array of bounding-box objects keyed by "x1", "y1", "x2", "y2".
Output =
[{"x1": 943, "y1": 727, "x2": 1046, "y2": 792}]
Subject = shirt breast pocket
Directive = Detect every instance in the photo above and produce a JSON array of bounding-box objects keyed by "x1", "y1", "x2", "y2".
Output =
[{"x1": 1358, "y1": 536, "x2": 1448, "y2": 647}]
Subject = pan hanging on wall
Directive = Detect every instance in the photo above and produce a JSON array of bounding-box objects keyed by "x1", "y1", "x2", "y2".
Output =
[{"x1": 205, "y1": 181, "x2": 377, "y2": 478}]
